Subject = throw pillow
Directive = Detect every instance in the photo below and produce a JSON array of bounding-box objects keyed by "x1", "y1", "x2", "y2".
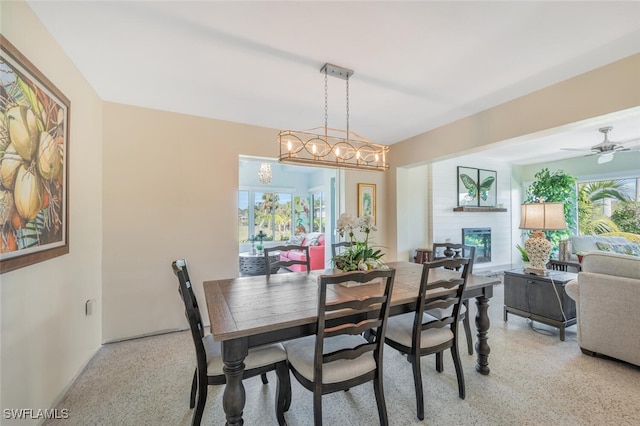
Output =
[
  {"x1": 596, "y1": 242, "x2": 613, "y2": 252},
  {"x1": 304, "y1": 232, "x2": 323, "y2": 246},
  {"x1": 306, "y1": 235, "x2": 320, "y2": 246},
  {"x1": 288, "y1": 235, "x2": 304, "y2": 246},
  {"x1": 611, "y1": 243, "x2": 640, "y2": 257}
]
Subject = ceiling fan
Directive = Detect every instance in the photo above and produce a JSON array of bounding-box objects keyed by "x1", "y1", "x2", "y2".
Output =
[{"x1": 562, "y1": 126, "x2": 640, "y2": 164}]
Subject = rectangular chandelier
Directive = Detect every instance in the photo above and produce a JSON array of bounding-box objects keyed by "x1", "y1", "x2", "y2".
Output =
[
  {"x1": 278, "y1": 63, "x2": 389, "y2": 172},
  {"x1": 278, "y1": 128, "x2": 389, "y2": 172}
]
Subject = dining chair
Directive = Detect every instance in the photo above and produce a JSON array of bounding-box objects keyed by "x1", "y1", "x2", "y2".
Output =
[
  {"x1": 171, "y1": 259, "x2": 291, "y2": 426},
  {"x1": 382, "y1": 258, "x2": 470, "y2": 421},
  {"x1": 431, "y1": 243, "x2": 476, "y2": 355},
  {"x1": 331, "y1": 241, "x2": 353, "y2": 258},
  {"x1": 282, "y1": 269, "x2": 396, "y2": 425},
  {"x1": 264, "y1": 245, "x2": 310, "y2": 278}
]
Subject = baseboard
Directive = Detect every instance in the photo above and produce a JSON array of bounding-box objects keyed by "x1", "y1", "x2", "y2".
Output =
[
  {"x1": 103, "y1": 327, "x2": 186, "y2": 344},
  {"x1": 43, "y1": 344, "x2": 101, "y2": 425}
]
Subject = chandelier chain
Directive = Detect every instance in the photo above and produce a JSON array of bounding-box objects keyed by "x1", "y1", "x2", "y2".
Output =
[
  {"x1": 324, "y1": 68, "x2": 328, "y2": 135},
  {"x1": 346, "y1": 75, "x2": 350, "y2": 139}
]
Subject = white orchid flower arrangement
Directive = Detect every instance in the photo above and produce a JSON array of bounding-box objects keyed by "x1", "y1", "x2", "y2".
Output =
[{"x1": 332, "y1": 213, "x2": 387, "y2": 272}]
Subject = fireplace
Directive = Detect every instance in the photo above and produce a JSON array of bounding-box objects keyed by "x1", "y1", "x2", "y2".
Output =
[{"x1": 462, "y1": 228, "x2": 491, "y2": 263}]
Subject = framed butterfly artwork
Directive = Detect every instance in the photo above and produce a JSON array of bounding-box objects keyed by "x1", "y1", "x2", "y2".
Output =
[{"x1": 457, "y1": 167, "x2": 497, "y2": 207}]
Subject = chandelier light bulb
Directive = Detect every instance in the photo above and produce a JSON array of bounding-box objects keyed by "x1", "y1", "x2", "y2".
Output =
[
  {"x1": 287, "y1": 140, "x2": 292, "y2": 151},
  {"x1": 335, "y1": 147, "x2": 340, "y2": 157},
  {"x1": 312, "y1": 144, "x2": 317, "y2": 154}
]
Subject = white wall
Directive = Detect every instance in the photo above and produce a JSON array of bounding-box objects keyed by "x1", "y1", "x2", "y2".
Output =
[
  {"x1": 1, "y1": 1, "x2": 103, "y2": 422},
  {"x1": 430, "y1": 157, "x2": 515, "y2": 271}
]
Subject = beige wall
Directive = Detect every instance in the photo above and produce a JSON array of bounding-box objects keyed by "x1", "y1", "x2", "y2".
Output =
[
  {"x1": 102, "y1": 104, "x2": 277, "y2": 341},
  {"x1": 1, "y1": 1, "x2": 103, "y2": 421},
  {"x1": 386, "y1": 53, "x2": 640, "y2": 259},
  {"x1": 101, "y1": 103, "x2": 392, "y2": 341}
]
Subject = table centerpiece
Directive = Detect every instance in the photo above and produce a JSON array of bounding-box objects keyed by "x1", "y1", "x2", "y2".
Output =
[{"x1": 332, "y1": 213, "x2": 387, "y2": 286}]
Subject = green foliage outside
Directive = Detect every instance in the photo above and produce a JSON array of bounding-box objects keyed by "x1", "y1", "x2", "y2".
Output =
[
  {"x1": 578, "y1": 180, "x2": 640, "y2": 235},
  {"x1": 525, "y1": 168, "x2": 577, "y2": 253},
  {"x1": 610, "y1": 201, "x2": 640, "y2": 234}
]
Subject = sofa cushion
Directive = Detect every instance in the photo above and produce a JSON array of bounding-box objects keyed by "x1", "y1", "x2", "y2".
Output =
[
  {"x1": 582, "y1": 252, "x2": 640, "y2": 280},
  {"x1": 596, "y1": 241, "x2": 640, "y2": 256},
  {"x1": 286, "y1": 250, "x2": 308, "y2": 262},
  {"x1": 570, "y1": 235, "x2": 629, "y2": 254}
]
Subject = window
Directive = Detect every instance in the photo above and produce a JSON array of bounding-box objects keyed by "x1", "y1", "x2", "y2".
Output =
[
  {"x1": 238, "y1": 190, "x2": 249, "y2": 242},
  {"x1": 578, "y1": 178, "x2": 639, "y2": 235},
  {"x1": 238, "y1": 191, "x2": 293, "y2": 242},
  {"x1": 311, "y1": 191, "x2": 325, "y2": 233}
]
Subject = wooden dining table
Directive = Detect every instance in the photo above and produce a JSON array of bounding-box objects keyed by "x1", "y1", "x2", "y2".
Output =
[{"x1": 203, "y1": 261, "x2": 499, "y2": 425}]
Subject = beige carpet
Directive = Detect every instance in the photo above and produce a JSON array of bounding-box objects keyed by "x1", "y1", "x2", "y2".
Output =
[{"x1": 45, "y1": 284, "x2": 640, "y2": 425}]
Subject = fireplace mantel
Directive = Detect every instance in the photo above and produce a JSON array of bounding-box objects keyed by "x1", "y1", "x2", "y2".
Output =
[{"x1": 453, "y1": 206, "x2": 507, "y2": 212}]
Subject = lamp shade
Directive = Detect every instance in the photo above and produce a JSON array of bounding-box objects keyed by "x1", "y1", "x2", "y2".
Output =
[{"x1": 519, "y1": 202, "x2": 567, "y2": 231}]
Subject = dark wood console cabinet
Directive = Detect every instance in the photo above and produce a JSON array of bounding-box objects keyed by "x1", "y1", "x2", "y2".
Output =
[{"x1": 503, "y1": 270, "x2": 577, "y2": 341}]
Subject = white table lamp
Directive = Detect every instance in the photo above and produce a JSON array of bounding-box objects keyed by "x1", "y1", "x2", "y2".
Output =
[{"x1": 519, "y1": 201, "x2": 567, "y2": 275}]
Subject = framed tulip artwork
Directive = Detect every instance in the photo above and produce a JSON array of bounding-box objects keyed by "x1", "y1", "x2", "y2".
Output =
[{"x1": 0, "y1": 36, "x2": 69, "y2": 273}]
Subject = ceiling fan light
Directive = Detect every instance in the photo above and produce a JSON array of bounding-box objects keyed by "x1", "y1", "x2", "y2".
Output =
[{"x1": 598, "y1": 152, "x2": 614, "y2": 164}]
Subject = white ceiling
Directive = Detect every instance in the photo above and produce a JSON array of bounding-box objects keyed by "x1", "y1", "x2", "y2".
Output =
[{"x1": 26, "y1": 0, "x2": 640, "y2": 165}]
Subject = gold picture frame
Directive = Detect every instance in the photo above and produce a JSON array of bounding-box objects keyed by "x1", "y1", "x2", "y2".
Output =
[
  {"x1": 1, "y1": 35, "x2": 70, "y2": 273},
  {"x1": 357, "y1": 183, "x2": 376, "y2": 224}
]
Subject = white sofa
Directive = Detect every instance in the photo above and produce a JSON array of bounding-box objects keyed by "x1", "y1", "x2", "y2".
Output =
[
  {"x1": 565, "y1": 235, "x2": 639, "y2": 262},
  {"x1": 565, "y1": 252, "x2": 640, "y2": 366}
]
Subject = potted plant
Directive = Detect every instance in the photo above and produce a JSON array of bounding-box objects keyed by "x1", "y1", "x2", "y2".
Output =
[
  {"x1": 332, "y1": 213, "x2": 386, "y2": 272},
  {"x1": 516, "y1": 244, "x2": 529, "y2": 262}
]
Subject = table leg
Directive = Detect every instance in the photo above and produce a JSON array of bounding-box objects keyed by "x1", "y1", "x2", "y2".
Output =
[
  {"x1": 474, "y1": 294, "x2": 491, "y2": 375},
  {"x1": 222, "y1": 340, "x2": 248, "y2": 425}
]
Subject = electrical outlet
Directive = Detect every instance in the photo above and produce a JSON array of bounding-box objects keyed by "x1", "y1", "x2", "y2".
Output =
[{"x1": 85, "y1": 299, "x2": 95, "y2": 316}]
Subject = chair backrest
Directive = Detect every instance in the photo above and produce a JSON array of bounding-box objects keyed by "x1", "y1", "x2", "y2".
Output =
[
  {"x1": 413, "y1": 258, "x2": 470, "y2": 348},
  {"x1": 432, "y1": 243, "x2": 476, "y2": 273},
  {"x1": 172, "y1": 259, "x2": 207, "y2": 368},
  {"x1": 314, "y1": 269, "x2": 396, "y2": 382},
  {"x1": 331, "y1": 241, "x2": 353, "y2": 259},
  {"x1": 264, "y1": 245, "x2": 310, "y2": 278}
]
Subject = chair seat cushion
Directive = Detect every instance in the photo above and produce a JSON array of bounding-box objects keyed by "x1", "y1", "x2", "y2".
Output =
[
  {"x1": 385, "y1": 312, "x2": 454, "y2": 348},
  {"x1": 203, "y1": 334, "x2": 287, "y2": 376},
  {"x1": 425, "y1": 302, "x2": 466, "y2": 320},
  {"x1": 284, "y1": 334, "x2": 375, "y2": 384}
]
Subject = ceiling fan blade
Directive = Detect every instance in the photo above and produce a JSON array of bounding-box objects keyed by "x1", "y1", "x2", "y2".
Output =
[{"x1": 560, "y1": 148, "x2": 591, "y2": 152}]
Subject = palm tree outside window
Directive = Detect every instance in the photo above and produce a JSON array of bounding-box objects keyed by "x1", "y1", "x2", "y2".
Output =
[{"x1": 238, "y1": 191, "x2": 293, "y2": 243}]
